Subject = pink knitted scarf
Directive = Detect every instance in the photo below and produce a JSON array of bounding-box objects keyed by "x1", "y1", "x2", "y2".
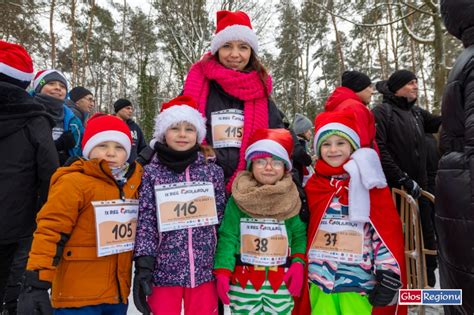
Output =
[{"x1": 183, "y1": 54, "x2": 272, "y2": 192}]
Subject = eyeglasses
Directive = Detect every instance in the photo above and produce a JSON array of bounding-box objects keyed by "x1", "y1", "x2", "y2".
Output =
[{"x1": 252, "y1": 158, "x2": 285, "y2": 169}]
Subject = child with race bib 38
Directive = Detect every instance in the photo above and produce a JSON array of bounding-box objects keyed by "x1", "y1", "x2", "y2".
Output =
[
  {"x1": 18, "y1": 114, "x2": 143, "y2": 314},
  {"x1": 133, "y1": 96, "x2": 226, "y2": 315},
  {"x1": 214, "y1": 128, "x2": 307, "y2": 314},
  {"x1": 297, "y1": 111, "x2": 407, "y2": 315}
]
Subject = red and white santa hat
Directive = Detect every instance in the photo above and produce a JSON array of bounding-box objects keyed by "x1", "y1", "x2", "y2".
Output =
[
  {"x1": 153, "y1": 95, "x2": 206, "y2": 144},
  {"x1": 0, "y1": 40, "x2": 34, "y2": 89},
  {"x1": 210, "y1": 10, "x2": 259, "y2": 55},
  {"x1": 32, "y1": 69, "x2": 68, "y2": 94},
  {"x1": 82, "y1": 113, "x2": 132, "y2": 160},
  {"x1": 314, "y1": 111, "x2": 361, "y2": 157},
  {"x1": 245, "y1": 128, "x2": 294, "y2": 171}
]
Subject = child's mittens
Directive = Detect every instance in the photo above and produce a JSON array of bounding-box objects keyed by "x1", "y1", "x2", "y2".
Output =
[
  {"x1": 215, "y1": 269, "x2": 232, "y2": 305},
  {"x1": 133, "y1": 256, "x2": 155, "y2": 315},
  {"x1": 283, "y1": 262, "x2": 304, "y2": 297},
  {"x1": 369, "y1": 270, "x2": 403, "y2": 306}
]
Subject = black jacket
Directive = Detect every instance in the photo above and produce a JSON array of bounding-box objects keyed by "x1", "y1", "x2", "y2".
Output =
[
  {"x1": 205, "y1": 80, "x2": 284, "y2": 182},
  {"x1": 0, "y1": 82, "x2": 59, "y2": 244},
  {"x1": 372, "y1": 82, "x2": 441, "y2": 188},
  {"x1": 126, "y1": 119, "x2": 147, "y2": 164},
  {"x1": 437, "y1": 2, "x2": 474, "y2": 312}
]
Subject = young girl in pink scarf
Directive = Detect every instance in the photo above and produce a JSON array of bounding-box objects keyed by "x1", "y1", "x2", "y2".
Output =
[{"x1": 183, "y1": 10, "x2": 285, "y2": 193}]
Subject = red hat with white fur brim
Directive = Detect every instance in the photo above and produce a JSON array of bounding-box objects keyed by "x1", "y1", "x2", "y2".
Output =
[
  {"x1": 153, "y1": 95, "x2": 206, "y2": 145},
  {"x1": 210, "y1": 10, "x2": 259, "y2": 55},
  {"x1": 0, "y1": 40, "x2": 34, "y2": 87},
  {"x1": 245, "y1": 128, "x2": 294, "y2": 171},
  {"x1": 82, "y1": 114, "x2": 132, "y2": 160}
]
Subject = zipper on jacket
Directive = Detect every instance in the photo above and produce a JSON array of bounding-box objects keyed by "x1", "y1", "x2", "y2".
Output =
[{"x1": 185, "y1": 166, "x2": 196, "y2": 288}]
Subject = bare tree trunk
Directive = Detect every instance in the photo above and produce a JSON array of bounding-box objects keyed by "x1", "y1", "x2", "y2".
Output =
[
  {"x1": 119, "y1": 0, "x2": 126, "y2": 96},
  {"x1": 49, "y1": 0, "x2": 56, "y2": 68},
  {"x1": 81, "y1": 0, "x2": 96, "y2": 86},
  {"x1": 329, "y1": 2, "x2": 345, "y2": 83},
  {"x1": 70, "y1": 0, "x2": 78, "y2": 85},
  {"x1": 387, "y1": 0, "x2": 398, "y2": 70}
]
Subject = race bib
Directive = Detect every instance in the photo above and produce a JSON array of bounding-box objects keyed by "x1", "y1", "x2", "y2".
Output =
[
  {"x1": 52, "y1": 127, "x2": 64, "y2": 141},
  {"x1": 154, "y1": 182, "x2": 218, "y2": 232},
  {"x1": 308, "y1": 218, "x2": 364, "y2": 263},
  {"x1": 211, "y1": 109, "x2": 244, "y2": 148},
  {"x1": 240, "y1": 218, "x2": 289, "y2": 266},
  {"x1": 93, "y1": 199, "x2": 139, "y2": 257}
]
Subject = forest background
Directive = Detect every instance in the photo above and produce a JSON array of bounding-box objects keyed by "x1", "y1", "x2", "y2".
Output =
[{"x1": 0, "y1": 0, "x2": 464, "y2": 139}]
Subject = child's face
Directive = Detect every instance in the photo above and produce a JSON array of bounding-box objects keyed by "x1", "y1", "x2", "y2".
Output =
[
  {"x1": 89, "y1": 141, "x2": 128, "y2": 168},
  {"x1": 251, "y1": 157, "x2": 285, "y2": 185},
  {"x1": 165, "y1": 122, "x2": 197, "y2": 151},
  {"x1": 40, "y1": 81, "x2": 67, "y2": 100},
  {"x1": 320, "y1": 135, "x2": 352, "y2": 167}
]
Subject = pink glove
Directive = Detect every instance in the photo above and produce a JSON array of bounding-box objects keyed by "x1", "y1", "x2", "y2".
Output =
[
  {"x1": 283, "y1": 262, "x2": 304, "y2": 297},
  {"x1": 216, "y1": 274, "x2": 231, "y2": 305}
]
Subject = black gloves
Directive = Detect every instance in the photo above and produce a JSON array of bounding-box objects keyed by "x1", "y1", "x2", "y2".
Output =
[
  {"x1": 398, "y1": 174, "x2": 421, "y2": 199},
  {"x1": 133, "y1": 256, "x2": 155, "y2": 314},
  {"x1": 369, "y1": 270, "x2": 402, "y2": 307},
  {"x1": 136, "y1": 145, "x2": 155, "y2": 166},
  {"x1": 17, "y1": 270, "x2": 53, "y2": 315},
  {"x1": 54, "y1": 131, "x2": 75, "y2": 151}
]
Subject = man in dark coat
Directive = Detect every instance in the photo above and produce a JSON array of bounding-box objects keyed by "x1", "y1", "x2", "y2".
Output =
[
  {"x1": 114, "y1": 98, "x2": 147, "y2": 164},
  {"x1": 372, "y1": 70, "x2": 441, "y2": 287},
  {"x1": 438, "y1": 1, "x2": 474, "y2": 314},
  {"x1": 0, "y1": 40, "x2": 59, "y2": 313}
]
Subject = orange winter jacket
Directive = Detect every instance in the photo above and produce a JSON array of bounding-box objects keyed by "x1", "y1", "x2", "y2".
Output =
[{"x1": 27, "y1": 158, "x2": 143, "y2": 308}]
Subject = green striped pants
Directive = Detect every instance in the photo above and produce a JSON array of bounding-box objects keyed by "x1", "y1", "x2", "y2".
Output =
[{"x1": 229, "y1": 281, "x2": 294, "y2": 314}]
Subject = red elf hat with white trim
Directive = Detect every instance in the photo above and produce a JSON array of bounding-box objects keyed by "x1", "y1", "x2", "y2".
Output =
[
  {"x1": 82, "y1": 113, "x2": 132, "y2": 160},
  {"x1": 210, "y1": 10, "x2": 259, "y2": 55},
  {"x1": 0, "y1": 40, "x2": 34, "y2": 88},
  {"x1": 153, "y1": 95, "x2": 207, "y2": 144},
  {"x1": 245, "y1": 128, "x2": 294, "y2": 171},
  {"x1": 313, "y1": 111, "x2": 361, "y2": 157}
]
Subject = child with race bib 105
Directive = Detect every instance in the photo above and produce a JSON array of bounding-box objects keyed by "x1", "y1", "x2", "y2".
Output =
[
  {"x1": 295, "y1": 111, "x2": 407, "y2": 315},
  {"x1": 18, "y1": 114, "x2": 143, "y2": 314},
  {"x1": 214, "y1": 128, "x2": 307, "y2": 314},
  {"x1": 133, "y1": 96, "x2": 226, "y2": 315}
]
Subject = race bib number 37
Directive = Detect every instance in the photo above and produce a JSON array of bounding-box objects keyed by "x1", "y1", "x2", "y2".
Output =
[
  {"x1": 154, "y1": 182, "x2": 218, "y2": 232},
  {"x1": 211, "y1": 109, "x2": 244, "y2": 148},
  {"x1": 93, "y1": 199, "x2": 139, "y2": 257},
  {"x1": 240, "y1": 218, "x2": 289, "y2": 266}
]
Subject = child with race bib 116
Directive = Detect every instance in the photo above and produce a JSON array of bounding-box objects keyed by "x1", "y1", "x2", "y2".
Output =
[
  {"x1": 18, "y1": 114, "x2": 143, "y2": 314},
  {"x1": 296, "y1": 111, "x2": 406, "y2": 315},
  {"x1": 214, "y1": 128, "x2": 307, "y2": 314},
  {"x1": 133, "y1": 96, "x2": 226, "y2": 315}
]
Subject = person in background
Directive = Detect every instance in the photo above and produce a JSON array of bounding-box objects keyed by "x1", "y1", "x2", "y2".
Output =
[
  {"x1": 68, "y1": 86, "x2": 94, "y2": 126},
  {"x1": 291, "y1": 113, "x2": 314, "y2": 186},
  {"x1": 32, "y1": 69, "x2": 83, "y2": 165},
  {"x1": 437, "y1": 1, "x2": 474, "y2": 313},
  {"x1": 114, "y1": 98, "x2": 146, "y2": 164},
  {"x1": 0, "y1": 40, "x2": 59, "y2": 315}
]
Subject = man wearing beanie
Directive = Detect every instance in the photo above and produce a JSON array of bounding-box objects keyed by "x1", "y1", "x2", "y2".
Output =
[
  {"x1": 114, "y1": 98, "x2": 146, "y2": 164},
  {"x1": 291, "y1": 113, "x2": 314, "y2": 186},
  {"x1": 436, "y1": 2, "x2": 474, "y2": 313},
  {"x1": 68, "y1": 86, "x2": 94, "y2": 125},
  {"x1": 325, "y1": 70, "x2": 378, "y2": 151},
  {"x1": 0, "y1": 40, "x2": 59, "y2": 314},
  {"x1": 372, "y1": 69, "x2": 441, "y2": 287}
]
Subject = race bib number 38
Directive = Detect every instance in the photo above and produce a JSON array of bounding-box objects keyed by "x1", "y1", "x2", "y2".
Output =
[
  {"x1": 308, "y1": 218, "x2": 364, "y2": 263},
  {"x1": 240, "y1": 218, "x2": 289, "y2": 266},
  {"x1": 93, "y1": 199, "x2": 139, "y2": 257},
  {"x1": 211, "y1": 109, "x2": 244, "y2": 148},
  {"x1": 154, "y1": 182, "x2": 218, "y2": 232}
]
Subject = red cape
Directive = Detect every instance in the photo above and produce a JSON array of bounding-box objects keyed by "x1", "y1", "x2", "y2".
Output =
[{"x1": 293, "y1": 165, "x2": 407, "y2": 315}]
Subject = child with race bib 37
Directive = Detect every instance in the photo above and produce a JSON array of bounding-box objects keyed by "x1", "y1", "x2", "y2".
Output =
[
  {"x1": 19, "y1": 114, "x2": 143, "y2": 314},
  {"x1": 133, "y1": 96, "x2": 226, "y2": 314},
  {"x1": 214, "y1": 128, "x2": 307, "y2": 314},
  {"x1": 298, "y1": 111, "x2": 406, "y2": 315}
]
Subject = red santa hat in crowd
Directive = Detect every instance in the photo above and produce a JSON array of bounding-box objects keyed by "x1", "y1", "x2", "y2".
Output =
[
  {"x1": 0, "y1": 40, "x2": 34, "y2": 89},
  {"x1": 210, "y1": 10, "x2": 259, "y2": 55},
  {"x1": 245, "y1": 128, "x2": 294, "y2": 171},
  {"x1": 32, "y1": 69, "x2": 68, "y2": 94},
  {"x1": 82, "y1": 113, "x2": 132, "y2": 160},
  {"x1": 152, "y1": 95, "x2": 207, "y2": 145}
]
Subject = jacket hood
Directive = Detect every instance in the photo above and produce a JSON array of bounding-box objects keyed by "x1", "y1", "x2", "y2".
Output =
[
  {"x1": 376, "y1": 80, "x2": 416, "y2": 110},
  {"x1": 441, "y1": 0, "x2": 474, "y2": 46},
  {"x1": 325, "y1": 86, "x2": 363, "y2": 111},
  {"x1": 0, "y1": 82, "x2": 55, "y2": 139}
]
